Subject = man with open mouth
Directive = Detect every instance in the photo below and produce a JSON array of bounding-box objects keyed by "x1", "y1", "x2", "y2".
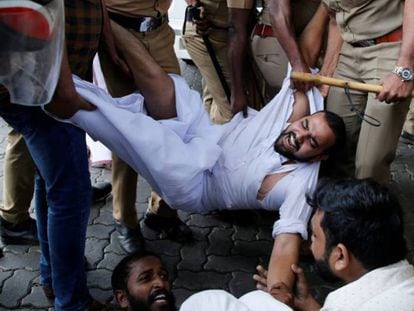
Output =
[{"x1": 112, "y1": 252, "x2": 176, "y2": 311}]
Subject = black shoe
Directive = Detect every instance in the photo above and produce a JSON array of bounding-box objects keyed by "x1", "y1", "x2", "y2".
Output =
[
  {"x1": 92, "y1": 182, "x2": 112, "y2": 203},
  {"x1": 115, "y1": 222, "x2": 145, "y2": 254},
  {"x1": 144, "y1": 212, "x2": 192, "y2": 243},
  {"x1": 0, "y1": 217, "x2": 39, "y2": 245},
  {"x1": 401, "y1": 130, "x2": 414, "y2": 145}
]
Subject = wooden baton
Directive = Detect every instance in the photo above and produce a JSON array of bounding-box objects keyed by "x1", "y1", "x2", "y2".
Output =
[{"x1": 290, "y1": 71, "x2": 414, "y2": 97}]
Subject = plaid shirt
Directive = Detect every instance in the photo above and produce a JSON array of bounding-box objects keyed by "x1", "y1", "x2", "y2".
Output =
[{"x1": 65, "y1": 0, "x2": 103, "y2": 81}]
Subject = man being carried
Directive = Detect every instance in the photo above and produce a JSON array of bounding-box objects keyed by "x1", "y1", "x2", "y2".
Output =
[{"x1": 68, "y1": 63, "x2": 345, "y2": 301}]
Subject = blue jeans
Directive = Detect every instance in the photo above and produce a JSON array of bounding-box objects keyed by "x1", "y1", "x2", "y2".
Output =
[{"x1": 0, "y1": 105, "x2": 92, "y2": 310}]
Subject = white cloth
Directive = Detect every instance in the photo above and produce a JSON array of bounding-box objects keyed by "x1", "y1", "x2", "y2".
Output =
[
  {"x1": 180, "y1": 290, "x2": 292, "y2": 311},
  {"x1": 322, "y1": 260, "x2": 414, "y2": 311},
  {"x1": 86, "y1": 55, "x2": 112, "y2": 166},
  {"x1": 70, "y1": 72, "x2": 323, "y2": 238}
]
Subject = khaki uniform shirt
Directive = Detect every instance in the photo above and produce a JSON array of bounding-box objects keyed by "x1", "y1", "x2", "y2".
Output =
[
  {"x1": 322, "y1": 0, "x2": 403, "y2": 43},
  {"x1": 260, "y1": 0, "x2": 320, "y2": 36},
  {"x1": 105, "y1": 0, "x2": 171, "y2": 18}
]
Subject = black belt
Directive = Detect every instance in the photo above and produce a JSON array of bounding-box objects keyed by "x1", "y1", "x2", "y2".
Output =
[{"x1": 108, "y1": 11, "x2": 167, "y2": 33}]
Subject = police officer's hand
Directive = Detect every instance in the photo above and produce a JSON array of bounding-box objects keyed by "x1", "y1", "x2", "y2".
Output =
[
  {"x1": 46, "y1": 93, "x2": 96, "y2": 119},
  {"x1": 377, "y1": 73, "x2": 414, "y2": 103},
  {"x1": 195, "y1": 18, "x2": 211, "y2": 36},
  {"x1": 290, "y1": 61, "x2": 314, "y2": 93},
  {"x1": 231, "y1": 92, "x2": 248, "y2": 118}
]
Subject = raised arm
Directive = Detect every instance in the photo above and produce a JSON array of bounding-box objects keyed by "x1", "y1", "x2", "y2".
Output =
[
  {"x1": 268, "y1": 0, "x2": 310, "y2": 91},
  {"x1": 228, "y1": 8, "x2": 251, "y2": 117},
  {"x1": 297, "y1": 3, "x2": 330, "y2": 69},
  {"x1": 46, "y1": 48, "x2": 96, "y2": 119}
]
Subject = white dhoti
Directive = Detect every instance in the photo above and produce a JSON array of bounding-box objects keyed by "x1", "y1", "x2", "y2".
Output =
[{"x1": 71, "y1": 74, "x2": 222, "y2": 211}]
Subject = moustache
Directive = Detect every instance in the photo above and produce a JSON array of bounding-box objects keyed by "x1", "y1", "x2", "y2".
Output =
[{"x1": 148, "y1": 288, "x2": 174, "y2": 305}]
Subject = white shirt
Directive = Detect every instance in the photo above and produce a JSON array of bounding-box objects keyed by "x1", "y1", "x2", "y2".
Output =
[
  {"x1": 70, "y1": 71, "x2": 323, "y2": 238},
  {"x1": 322, "y1": 260, "x2": 414, "y2": 311},
  {"x1": 180, "y1": 289, "x2": 292, "y2": 311}
]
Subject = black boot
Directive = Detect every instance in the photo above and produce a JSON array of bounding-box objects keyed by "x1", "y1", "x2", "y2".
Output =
[
  {"x1": 92, "y1": 182, "x2": 112, "y2": 203},
  {"x1": 115, "y1": 222, "x2": 145, "y2": 254},
  {"x1": 144, "y1": 211, "x2": 192, "y2": 243},
  {"x1": 0, "y1": 217, "x2": 38, "y2": 245}
]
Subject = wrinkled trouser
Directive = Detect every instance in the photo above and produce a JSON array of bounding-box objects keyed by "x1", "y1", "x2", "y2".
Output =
[
  {"x1": 326, "y1": 42, "x2": 410, "y2": 183},
  {"x1": 0, "y1": 128, "x2": 35, "y2": 223}
]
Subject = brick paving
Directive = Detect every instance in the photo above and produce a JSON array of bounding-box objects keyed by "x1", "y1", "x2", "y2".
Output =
[{"x1": 0, "y1": 62, "x2": 413, "y2": 310}]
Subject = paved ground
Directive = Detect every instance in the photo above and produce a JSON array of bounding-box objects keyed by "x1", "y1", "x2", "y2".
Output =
[{"x1": 0, "y1": 62, "x2": 413, "y2": 310}]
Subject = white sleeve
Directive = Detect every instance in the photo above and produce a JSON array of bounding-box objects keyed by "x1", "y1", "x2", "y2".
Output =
[
  {"x1": 272, "y1": 162, "x2": 320, "y2": 240},
  {"x1": 180, "y1": 290, "x2": 250, "y2": 311}
]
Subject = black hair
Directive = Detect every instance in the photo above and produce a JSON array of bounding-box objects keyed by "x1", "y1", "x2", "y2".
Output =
[
  {"x1": 316, "y1": 110, "x2": 346, "y2": 158},
  {"x1": 111, "y1": 251, "x2": 162, "y2": 292},
  {"x1": 307, "y1": 178, "x2": 407, "y2": 271}
]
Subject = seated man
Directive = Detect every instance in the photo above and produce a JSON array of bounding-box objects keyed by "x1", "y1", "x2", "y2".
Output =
[
  {"x1": 181, "y1": 178, "x2": 414, "y2": 310},
  {"x1": 112, "y1": 252, "x2": 176, "y2": 311},
  {"x1": 68, "y1": 65, "x2": 345, "y2": 300}
]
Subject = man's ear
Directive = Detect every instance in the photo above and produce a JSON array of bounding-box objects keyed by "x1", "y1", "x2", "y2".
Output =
[
  {"x1": 114, "y1": 290, "x2": 129, "y2": 309},
  {"x1": 331, "y1": 243, "x2": 350, "y2": 272}
]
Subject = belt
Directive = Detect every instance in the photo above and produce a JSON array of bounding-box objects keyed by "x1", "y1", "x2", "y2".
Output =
[
  {"x1": 350, "y1": 26, "x2": 402, "y2": 48},
  {"x1": 252, "y1": 23, "x2": 274, "y2": 38},
  {"x1": 108, "y1": 11, "x2": 167, "y2": 33}
]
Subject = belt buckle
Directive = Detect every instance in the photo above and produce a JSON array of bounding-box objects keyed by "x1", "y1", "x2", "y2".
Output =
[
  {"x1": 357, "y1": 39, "x2": 376, "y2": 47},
  {"x1": 139, "y1": 16, "x2": 154, "y2": 32}
]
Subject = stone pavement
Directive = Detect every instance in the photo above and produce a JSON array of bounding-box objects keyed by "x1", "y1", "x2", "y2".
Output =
[{"x1": 0, "y1": 62, "x2": 413, "y2": 310}]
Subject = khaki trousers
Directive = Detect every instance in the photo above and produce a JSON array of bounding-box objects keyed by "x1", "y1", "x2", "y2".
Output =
[
  {"x1": 0, "y1": 129, "x2": 35, "y2": 223},
  {"x1": 403, "y1": 101, "x2": 414, "y2": 135},
  {"x1": 326, "y1": 42, "x2": 409, "y2": 183},
  {"x1": 183, "y1": 23, "x2": 233, "y2": 124},
  {"x1": 99, "y1": 21, "x2": 180, "y2": 228}
]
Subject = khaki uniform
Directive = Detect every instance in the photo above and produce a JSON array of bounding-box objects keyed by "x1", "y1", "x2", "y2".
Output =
[
  {"x1": 100, "y1": 0, "x2": 180, "y2": 228},
  {"x1": 183, "y1": 0, "x2": 261, "y2": 124},
  {"x1": 251, "y1": 0, "x2": 320, "y2": 90},
  {"x1": 324, "y1": 0, "x2": 410, "y2": 183},
  {"x1": 0, "y1": 129, "x2": 35, "y2": 224},
  {"x1": 403, "y1": 102, "x2": 414, "y2": 135}
]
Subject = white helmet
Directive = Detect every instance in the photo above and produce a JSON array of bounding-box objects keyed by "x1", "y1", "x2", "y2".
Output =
[{"x1": 0, "y1": 0, "x2": 64, "y2": 105}]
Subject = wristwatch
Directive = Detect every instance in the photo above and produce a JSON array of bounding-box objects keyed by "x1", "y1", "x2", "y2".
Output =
[{"x1": 393, "y1": 66, "x2": 414, "y2": 81}]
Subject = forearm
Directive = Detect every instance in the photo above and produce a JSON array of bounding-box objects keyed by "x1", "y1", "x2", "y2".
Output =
[
  {"x1": 267, "y1": 233, "x2": 302, "y2": 291},
  {"x1": 268, "y1": 0, "x2": 304, "y2": 68},
  {"x1": 298, "y1": 3, "x2": 329, "y2": 68},
  {"x1": 53, "y1": 48, "x2": 78, "y2": 103},
  {"x1": 319, "y1": 14, "x2": 342, "y2": 77},
  {"x1": 397, "y1": 0, "x2": 414, "y2": 68},
  {"x1": 228, "y1": 8, "x2": 250, "y2": 102}
]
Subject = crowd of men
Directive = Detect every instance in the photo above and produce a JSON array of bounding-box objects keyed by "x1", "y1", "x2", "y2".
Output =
[{"x1": 0, "y1": 0, "x2": 413, "y2": 310}]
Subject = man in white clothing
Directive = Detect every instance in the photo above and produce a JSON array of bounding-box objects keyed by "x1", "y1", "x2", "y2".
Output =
[
  {"x1": 69, "y1": 66, "x2": 345, "y2": 301},
  {"x1": 182, "y1": 178, "x2": 414, "y2": 310}
]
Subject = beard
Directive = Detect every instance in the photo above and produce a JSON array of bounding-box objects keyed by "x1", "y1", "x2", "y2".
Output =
[
  {"x1": 274, "y1": 130, "x2": 313, "y2": 163},
  {"x1": 127, "y1": 288, "x2": 177, "y2": 311},
  {"x1": 313, "y1": 256, "x2": 341, "y2": 283}
]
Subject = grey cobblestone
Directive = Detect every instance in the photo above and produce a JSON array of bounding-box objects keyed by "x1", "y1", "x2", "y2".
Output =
[
  {"x1": 0, "y1": 269, "x2": 38, "y2": 309},
  {"x1": 207, "y1": 228, "x2": 233, "y2": 256},
  {"x1": 229, "y1": 271, "x2": 256, "y2": 297},
  {"x1": 178, "y1": 242, "x2": 208, "y2": 271},
  {"x1": 174, "y1": 270, "x2": 231, "y2": 290},
  {"x1": 204, "y1": 255, "x2": 258, "y2": 273}
]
